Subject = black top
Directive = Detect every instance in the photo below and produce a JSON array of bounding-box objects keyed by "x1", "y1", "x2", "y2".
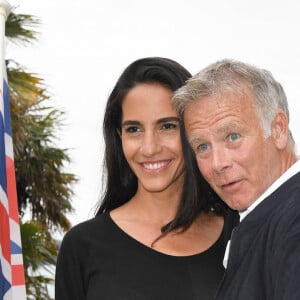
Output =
[
  {"x1": 55, "y1": 210, "x2": 237, "y2": 300},
  {"x1": 216, "y1": 172, "x2": 300, "y2": 300}
]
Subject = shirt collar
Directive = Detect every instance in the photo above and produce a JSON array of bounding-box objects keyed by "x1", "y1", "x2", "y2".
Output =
[{"x1": 239, "y1": 158, "x2": 300, "y2": 222}]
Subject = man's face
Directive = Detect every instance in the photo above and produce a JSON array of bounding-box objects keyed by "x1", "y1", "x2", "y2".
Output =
[{"x1": 184, "y1": 90, "x2": 283, "y2": 211}]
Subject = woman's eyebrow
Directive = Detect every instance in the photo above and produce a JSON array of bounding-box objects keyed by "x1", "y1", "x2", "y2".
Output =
[
  {"x1": 121, "y1": 120, "x2": 141, "y2": 127},
  {"x1": 156, "y1": 117, "x2": 180, "y2": 125},
  {"x1": 122, "y1": 117, "x2": 179, "y2": 127}
]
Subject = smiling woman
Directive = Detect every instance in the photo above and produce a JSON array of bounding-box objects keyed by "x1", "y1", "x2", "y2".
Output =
[
  {"x1": 120, "y1": 83, "x2": 184, "y2": 195},
  {"x1": 55, "y1": 57, "x2": 238, "y2": 300}
]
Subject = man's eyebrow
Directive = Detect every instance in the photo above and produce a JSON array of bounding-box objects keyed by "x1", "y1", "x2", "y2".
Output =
[
  {"x1": 188, "y1": 123, "x2": 242, "y2": 145},
  {"x1": 216, "y1": 123, "x2": 241, "y2": 134},
  {"x1": 189, "y1": 136, "x2": 205, "y2": 146}
]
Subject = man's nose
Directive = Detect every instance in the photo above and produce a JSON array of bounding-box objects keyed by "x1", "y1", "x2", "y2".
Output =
[{"x1": 211, "y1": 146, "x2": 232, "y2": 173}]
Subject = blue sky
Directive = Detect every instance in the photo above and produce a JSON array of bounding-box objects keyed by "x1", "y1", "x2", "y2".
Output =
[{"x1": 7, "y1": 0, "x2": 300, "y2": 226}]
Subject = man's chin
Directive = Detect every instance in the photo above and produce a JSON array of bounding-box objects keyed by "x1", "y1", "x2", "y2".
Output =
[{"x1": 220, "y1": 197, "x2": 248, "y2": 211}]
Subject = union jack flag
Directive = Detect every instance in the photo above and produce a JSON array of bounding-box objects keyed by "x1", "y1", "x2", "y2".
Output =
[{"x1": 0, "y1": 56, "x2": 26, "y2": 300}]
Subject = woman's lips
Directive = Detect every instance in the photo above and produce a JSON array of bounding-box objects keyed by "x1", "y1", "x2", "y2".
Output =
[{"x1": 140, "y1": 160, "x2": 171, "y2": 173}]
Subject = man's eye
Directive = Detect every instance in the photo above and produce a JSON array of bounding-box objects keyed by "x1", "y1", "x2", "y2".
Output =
[
  {"x1": 228, "y1": 133, "x2": 240, "y2": 142},
  {"x1": 197, "y1": 144, "x2": 209, "y2": 152}
]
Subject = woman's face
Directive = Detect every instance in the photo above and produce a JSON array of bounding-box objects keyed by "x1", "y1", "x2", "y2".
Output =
[{"x1": 120, "y1": 83, "x2": 185, "y2": 194}]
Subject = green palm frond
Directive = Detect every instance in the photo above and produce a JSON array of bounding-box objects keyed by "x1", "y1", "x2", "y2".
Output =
[
  {"x1": 7, "y1": 60, "x2": 49, "y2": 107},
  {"x1": 21, "y1": 221, "x2": 58, "y2": 299},
  {"x1": 6, "y1": 10, "x2": 40, "y2": 44}
]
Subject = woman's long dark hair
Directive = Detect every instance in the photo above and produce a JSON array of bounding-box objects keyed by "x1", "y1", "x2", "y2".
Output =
[{"x1": 96, "y1": 57, "x2": 226, "y2": 234}]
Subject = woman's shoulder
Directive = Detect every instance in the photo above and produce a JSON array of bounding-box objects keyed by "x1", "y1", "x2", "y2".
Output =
[{"x1": 61, "y1": 212, "x2": 111, "y2": 244}]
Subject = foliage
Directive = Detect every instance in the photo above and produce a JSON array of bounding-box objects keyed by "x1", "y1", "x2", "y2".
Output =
[
  {"x1": 8, "y1": 61, "x2": 76, "y2": 230},
  {"x1": 21, "y1": 222, "x2": 57, "y2": 299},
  {"x1": 6, "y1": 10, "x2": 40, "y2": 44},
  {"x1": 5, "y1": 7, "x2": 77, "y2": 299}
]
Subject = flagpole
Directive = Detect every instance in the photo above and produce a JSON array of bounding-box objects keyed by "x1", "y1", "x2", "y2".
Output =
[
  {"x1": 0, "y1": 0, "x2": 10, "y2": 91},
  {"x1": 1, "y1": 2, "x2": 27, "y2": 299}
]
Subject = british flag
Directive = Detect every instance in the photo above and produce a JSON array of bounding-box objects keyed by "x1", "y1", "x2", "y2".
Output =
[{"x1": 0, "y1": 39, "x2": 27, "y2": 300}]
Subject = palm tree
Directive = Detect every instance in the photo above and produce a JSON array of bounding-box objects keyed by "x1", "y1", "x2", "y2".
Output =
[
  {"x1": 8, "y1": 62, "x2": 76, "y2": 229},
  {"x1": 21, "y1": 222, "x2": 57, "y2": 300},
  {"x1": 6, "y1": 9, "x2": 77, "y2": 299}
]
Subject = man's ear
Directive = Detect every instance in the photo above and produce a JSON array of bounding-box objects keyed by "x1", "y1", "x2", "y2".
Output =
[{"x1": 271, "y1": 109, "x2": 289, "y2": 149}]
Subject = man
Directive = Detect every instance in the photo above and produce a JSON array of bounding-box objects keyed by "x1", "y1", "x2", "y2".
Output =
[{"x1": 172, "y1": 59, "x2": 300, "y2": 299}]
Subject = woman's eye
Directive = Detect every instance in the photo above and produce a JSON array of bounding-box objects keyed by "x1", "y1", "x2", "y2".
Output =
[
  {"x1": 162, "y1": 123, "x2": 177, "y2": 130},
  {"x1": 228, "y1": 133, "x2": 240, "y2": 142},
  {"x1": 125, "y1": 126, "x2": 140, "y2": 133}
]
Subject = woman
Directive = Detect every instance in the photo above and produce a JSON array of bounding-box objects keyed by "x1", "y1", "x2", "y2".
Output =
[{"x1": 55, "y1": 57, "x2": 238, "y2": 300}]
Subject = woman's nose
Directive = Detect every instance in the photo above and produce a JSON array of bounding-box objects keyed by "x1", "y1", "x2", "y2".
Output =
[{"x1": 139, "y1": 131, "x2": 162, "y2": 157}]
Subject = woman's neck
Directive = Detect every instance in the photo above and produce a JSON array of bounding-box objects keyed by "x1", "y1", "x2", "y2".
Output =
[{"x1": 130, "y1": 186, "x2": 182, "y2": 223}]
